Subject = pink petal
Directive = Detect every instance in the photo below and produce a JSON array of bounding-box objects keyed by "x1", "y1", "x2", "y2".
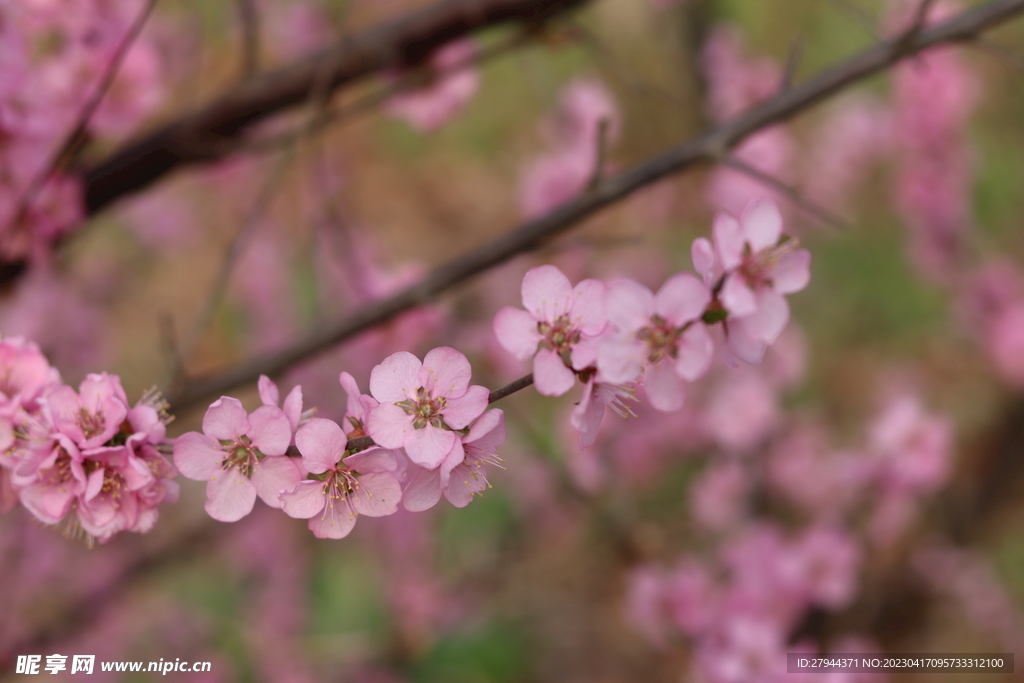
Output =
[
  {"x1": 344, "y1": 447, "x2": 402, "y2": 474},
  {"x1": 251, "y1": 456, "x2": 304, "y2": 508},
  {"x1": 772, "y1": 249, "x2": 811, "y2": 294},
  {"x1": 173, "y1": 431, "x2": 222, "y2": 481},
  {"x1": 533, "y1": 348, "x2": 576, "y2": 397},
  {"x1": 742, "y1": 290, "x2": 790, "y2": 344},
  {"x1": 282, "y1": 385, "x2": 303, "y2": 430},
  {"x1": 571, "y1": 336, "x2": 600, "y2": 371},
  {"x1": 570, "y1": 381, "x2": 604, "y2": 449},
  {"x1": 404, "y1": 424, "x2": 457, "y2": 470},
  {"x1": 464, "y1": 409, "x2": 507, "y2": 451},
  {"x1": 351, "y1": 471, "x2": 402, "y2": 517},
  {"x1": 369, "y1": 351, "x2": 422, "y2": 403},
  {"x1": 202, "y1": 397, "x2": 250, "y2": 440},
  {"x1": 295, "y1": 418, "x2": 346, "y2": 473},
  {"x1": 742, "y1": 198, "x2": 783, "y2": 252},
  {"x1": 570, "y1": 278, "x2": 608, "y2": 336},
  {"x1": 713, "y1": 211, "x2": 745, "y2": 270},
  {"x1": 493, "y1": 306, "x2": 542, "y2": 360},
  {"x1": 597, "y1": 334, "x2": 646, "y2": 384},
  {"x1": 656, "y1": 273, "x2": 711, "y2": 325},
  {"x1": 645, "y1": 360, "x2": 684, "y2": 412},
  {"x1": 339, "y1": 371, "x2": 363, "y2": 418},
  {"x1": 257, "y1": 375, "x2": 279, "y2": 407},
  {"x1": 443, "y1": 460, "x2": 485, "y2": 508},
  {"x1": 442, "y1": 385, "x2": 489, "y2": 429},
  {"x1": 19, "y1": 482, "x2": 77, "y2": 524},
  {"x1": 606, "y1": 279, "x2": 654, "y2": 333},
  {"x1": 247, "y1": 405, "x2": 292, "y2": 456},
  {"x1": 367, "y1": 403, "x2": 414, "y2": 449},
  {"x1": 675, "y1": 323, "x2": 714, "y2": 381},
  {"x1": 403, "y1": 465, "x2": 443, "y2": 512},
  {"x1": 725, "y1": 321, "x2": 767, "y2": 365},
  {"x1": 438, "y1": 438, "x2": 466, "y2": 488},
  {"x1": 205, "y1": 467, "x2": 257, "y2": 522},
  {"x1": 522, "y1": 264, "x2": 573, "y2": 322},
  {"x1": 280, "y1": 480, "x2": 327, "y2": 519},
  {"x1": 420, "y1": 346, "x2": 472, "y2": 398},
  {"x1": 308, "y1": 500, "x2": 357, "y2": 539},
  {"x1": 721, "y1": 273, "x2": 758, "y2": 318},
  {"x1": 692, "y1": 237, "x2": 716, "y2": 283}
]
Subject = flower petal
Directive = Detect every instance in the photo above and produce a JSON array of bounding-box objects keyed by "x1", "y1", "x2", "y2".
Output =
[
  {"x1": 257, "y1": 375, "x2": 279, "y2": 407},
  {"x1": 420, "y1": 346, "x2": 472, "y2": 398},
  {"x1": 742, "y1": 198, "x2": 783, "y2": 252},
  {"x1": 522, "y1": 264, "x2": 573, "y2": 322},
  {"x1": 772, "y1": 249, "x2": 811, "y2": 294},
  {"x1": 713, "y1": 211, "x2": 744, "y2": 271},
  {"x1": 494, "y1": 306, "x2": 542, "y2": 360},
  {"x1": 280, "y1": 480, "x2": 327, "y2": 519},
  {"x1": 404, "y1": 424, "x2": 456, "y2": 469},
  {"x1": 692, "y1": 237, "x2": 716, "y2": 283},
  {"x1": 645, "y1": 360, "x2": 684, "y2": 412},
  {"x1": 308, "y1": 500, "x2": 357, "y2": 539},
  {"x1": 675, "y1": 323, "x2": 714, "y2": 381},
  {"x1": 351, "y1": 472, "x2": 402, "y2": 517},
  {"x1": 571, "y1": 278, "x2": 608, "y2": 336},
  {"x1": 606, "y1": 279, "x2": 654, "y2": 333},
  {"x1": 247, "y1": 405, "x2": 292, "y2": 456},
  {"x1": 403, "y1": 465, "x2": 443, "y2": 512},
  {"x1": 533, "y1": 348, "x2": 576, "y2": 397},
  {"x1": 252, "y1": 456, "x2": 303, "y2": 508},
  {"x1": 202, "y1": 397, "x2": 250, "y2": 441},
  {"x1": 205, "y1": 467, "x2": 257, "y2": 522},
  {"x1": 173, "y1": 432, "x2": 222, "y2": 481},
  {"x1": 742, "y1": 290, "x2": 790, "y2": 345},
  {"x1": 721, "y1": 273, "x2": 758, "y2": 318},
  {"x1": 295, "y1": 418, "x2": 346, "y2": 473},
  {"x1": 656, "y1": 273, "x2": 710, "y2": 325},
  {"x1": 369, "y1": 351, "x2": 422, "y2": 403},
  {"x1": 443, "y1": 385, "x2": 489, "y2": 429},
  {"x1": 367, "y1": 403, "x2": 414, "y2": 449}
]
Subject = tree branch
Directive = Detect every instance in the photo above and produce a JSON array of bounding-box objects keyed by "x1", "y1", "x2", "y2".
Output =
[
  {"x1": 80, "y1": 0, "x2": 589, "y2": 217},
  {"x1": 165, "y1": 0, "x2": 1024, "y2": 414}
]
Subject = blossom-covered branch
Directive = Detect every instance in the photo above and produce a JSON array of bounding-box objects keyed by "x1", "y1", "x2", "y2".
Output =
[{"x1": 166, "y1": 0, "x2": 1024, "y2": 414}]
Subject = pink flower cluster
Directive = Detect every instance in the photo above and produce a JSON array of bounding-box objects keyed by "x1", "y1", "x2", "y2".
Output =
[
  {"x1": 495, "y1": 198, "x2": 810, "y2": 446},
  {"x1": 0, "y1": 0, "x2": 165, "y2": 261},
  {"x1": 384, "y1": 39, "x2": 480, "y2": 132},
  {"x1": 174, "y1": 360, "x2": 506, "y2": 539},
  {"x1": 0, "y1": 337, "x2": 178, "y2": 544}
]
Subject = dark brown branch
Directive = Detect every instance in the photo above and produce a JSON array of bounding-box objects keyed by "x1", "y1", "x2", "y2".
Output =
[
  {"x1": 166, "y1": 0, "x2": 1024, "y2": 414},
  {"x1": 80, "y1": 0, "x2": 589, "y2": 217}
]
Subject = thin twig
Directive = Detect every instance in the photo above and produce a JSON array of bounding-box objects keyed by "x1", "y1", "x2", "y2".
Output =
[
  {"x1": 781, "y1": 35, "x2": 806, "y2": 92},
  {"x1": 166, "y1": 0, "x2": 1024, "y2": 413},
  {"x1": 720, "y1": 155, "x2": 850, "y2": 230},
  {"x1": 587, "y1": 119, "x2": 612, "y2": 190}
]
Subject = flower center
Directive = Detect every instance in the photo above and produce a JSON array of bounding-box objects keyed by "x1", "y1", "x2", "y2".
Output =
[
  {"x1": 398, "y1": 386, "x2": 448, "y2": 429},
  {"x1": 538, "y1": 314, "x2": 581, "y2": 355},
  {"x1": 218, "y1": 435, "x2": 259, "y2": 477},
  {"x1": 637, "y1": 315, "x2": 680, "y2": 364},
  {"x1": 76, "y1": 407, "x2": 106, "y2": 439},
  {"x1": 739, "y1": 238, "x2": 799, "y2": 289}
]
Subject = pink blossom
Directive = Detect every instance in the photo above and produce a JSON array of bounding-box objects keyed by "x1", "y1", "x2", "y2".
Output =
[
  {"x1": 367, "y1": 347, "x2": 489, "y2": 471},
  {"x1": 792, "y1": 526, "x2": 862, "y2": 610},
  {"x1": 555, "y1": 78, "x2": 621, "y2": 151},
  {"x1": 257, "y1": 374, "x2": 306, "y2": 440},
  {"x1": 43, "y1": 373, "x2": 130, "y2": 450},
  {"x1": 174, "y1": 397, "x2": 302, "y2": 522},
  {"x1": 280, "y1": 418, "x2": 402, "y2": 539},
  {"x1": 704, "y1": 372, "x2": 780, "y2": 452},
  {"x1": 493, "y1": 265, "x2": 607, "y2": 397},
  {"x1": 691, "y1": 461, "x2": 750, "y2": 531},
  {"x1": 570, "y1": 377, "x2": 638, "y2": 449},
  {"x1": 402, "y1": 409, "x2": 507, "y2": 511},
  {"x1": 0, "y1": 336, "x2": 61, "y2": 411},
  {"x1": 986, "y1": 305, "x2": 1024, "y2": 386},
  {"x1": 598, "y1": 274, "x2": 713, "y2": 411},
  {"x1": 695, "y1": 199, "x2": 811, "y2": 363},
  {"x1": 518, "y1": 145, "x2": 594, "y2": 219},
  {"x1": 384, "y1": 39, "x2": 479, "y2": 132},
  {"x1": 867, "y1": 395, "x2": 951, "y2": 493}
]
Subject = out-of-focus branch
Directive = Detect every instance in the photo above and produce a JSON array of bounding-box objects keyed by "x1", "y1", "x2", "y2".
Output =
[
  {"x1": 166, "y1": 0, "x2": 1024, "y2": 414},
  {"x1": 80, "y1": 0, "x2": 590, "y2": 217}
]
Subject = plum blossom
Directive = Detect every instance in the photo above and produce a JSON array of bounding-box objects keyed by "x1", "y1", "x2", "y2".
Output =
[
  {"x1": 280, "y1": 418, "x2": 402, "y2": 539},
  {"x1": 597, "y1": 274, "x2": 714, "y2": 411},
  {"x1": 367, "y1": 347, "x2": 489, "y2": 471},
  {"x1": 384, "y1": 39, "x2": 479, "y2": 132},
  {"x1": 569, "y1": 377, "x2": 638, "y2": 449},
  {"x1": 174, "y1": 397, "x2": 302, "y2": 522},
  {"x1": 493, "y1": 265, "x2": 607, "y2": 396},
  {"x1": 402, "y1": 408, "x2": 507, "y2": 512},
  {"x1": 694, "y1": 199, "x2": 811, "y2": 363}
]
